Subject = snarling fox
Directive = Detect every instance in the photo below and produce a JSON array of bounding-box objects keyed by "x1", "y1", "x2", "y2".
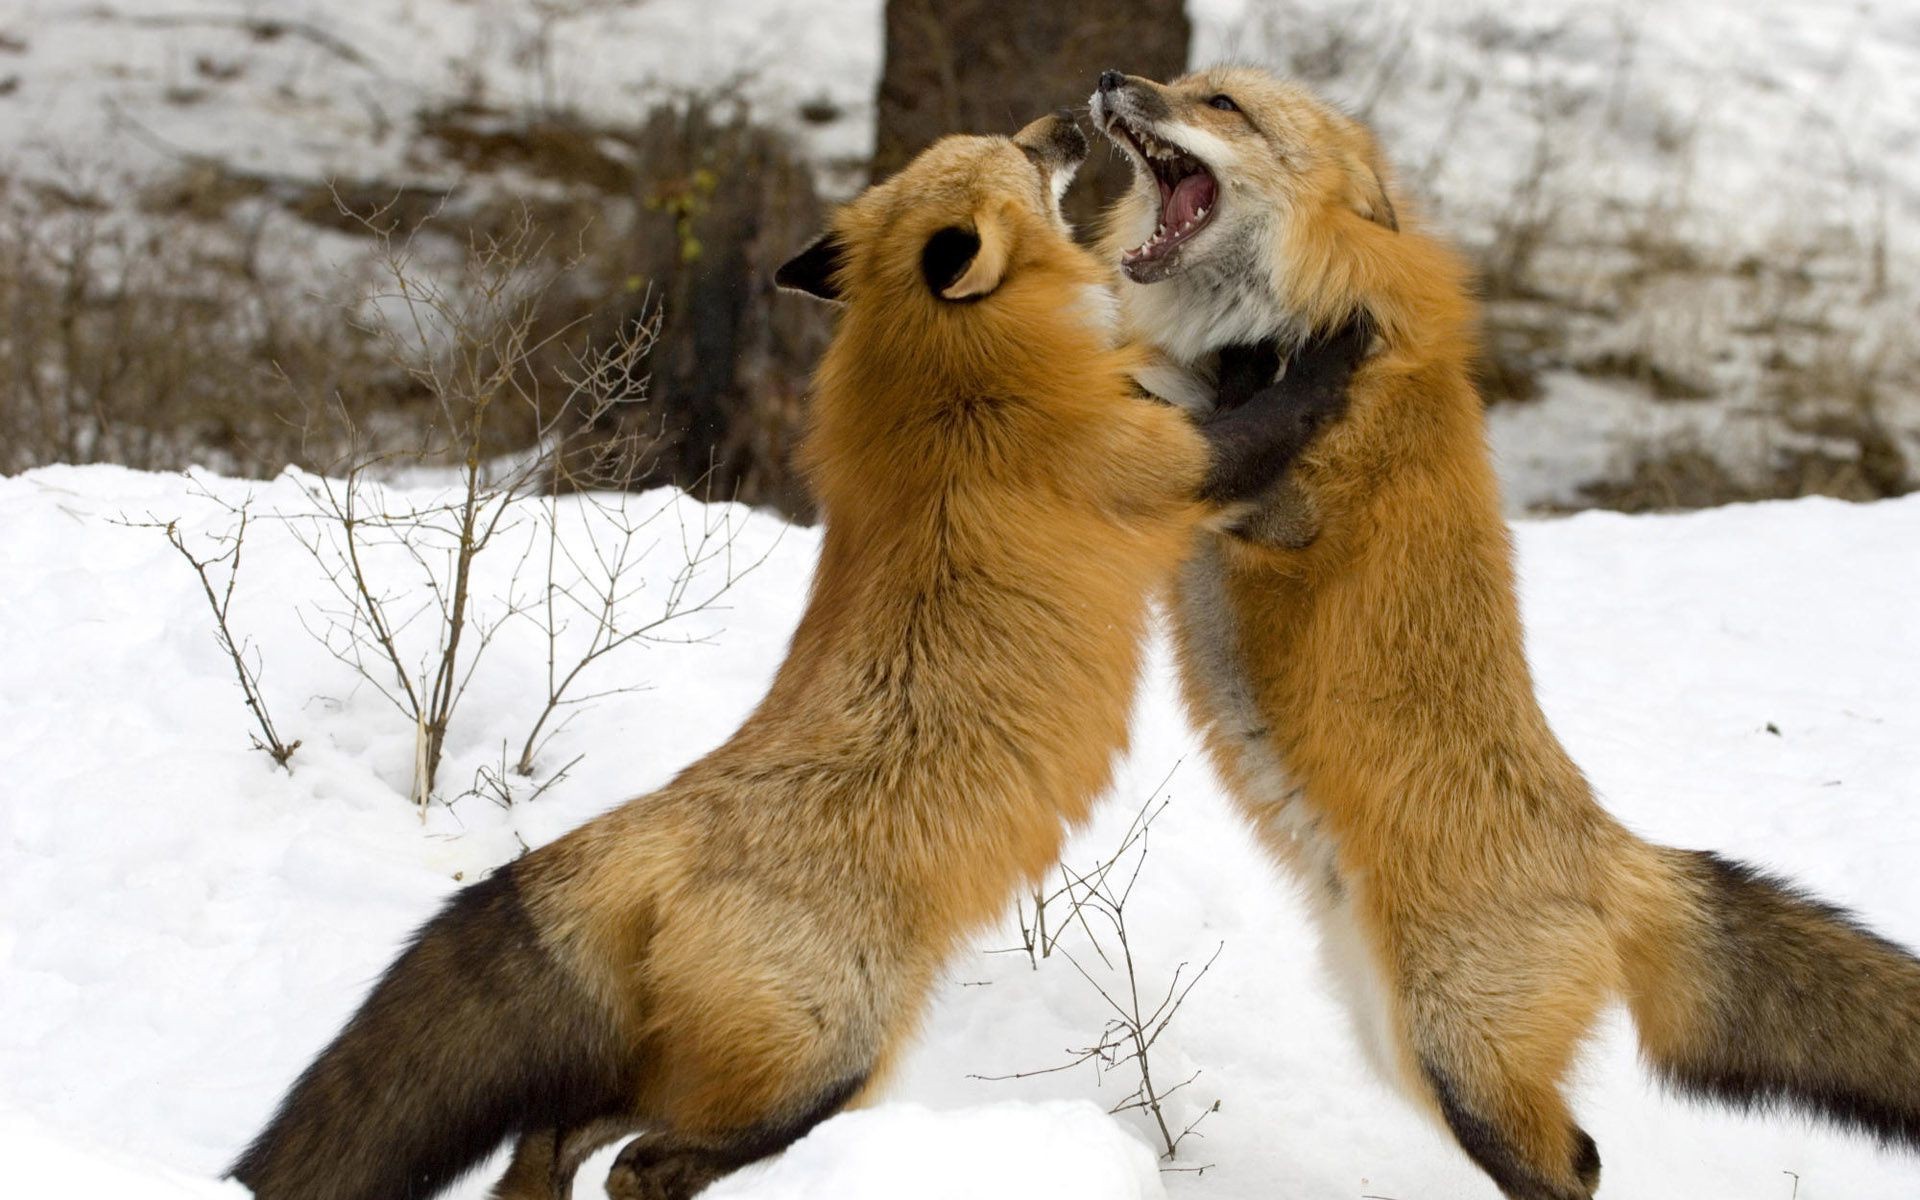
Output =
[
  {"x1": 229, "y1": 110, "x2": 1367, "y2": 1200},
  {"x1": 1093, "y1": 64, "x2": 1920, "y2": 1200}
]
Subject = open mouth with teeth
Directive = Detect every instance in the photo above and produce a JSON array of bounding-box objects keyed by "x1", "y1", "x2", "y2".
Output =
[{"x1": 1106, "y1": 117, "x2": 1218, "y2": 278}]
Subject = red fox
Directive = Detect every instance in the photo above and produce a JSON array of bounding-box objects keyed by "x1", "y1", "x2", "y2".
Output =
[
  {"x1": 229, "y1": 110, "x2": 1368, "y2": 1200},
  {"x1": 1092, "y1": 65, "x2": 1920, "y2": 1199}
]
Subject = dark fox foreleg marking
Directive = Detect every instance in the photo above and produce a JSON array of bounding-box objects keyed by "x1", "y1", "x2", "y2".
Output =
[
  {"x1": 1196, "y1": 315, "x2": 1371, "y2": 506},
  {"x1": 1393, "y1": 905, "x2": 1615, "y2": 1200},
  {"x1": 603, "y1": 1073, "x2": 868, "y2": 1200}
]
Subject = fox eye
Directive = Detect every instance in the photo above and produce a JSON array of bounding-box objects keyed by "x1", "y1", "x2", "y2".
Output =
[{"x1": 1208, "y1": 94, "x2": 1239, "y2": 112}]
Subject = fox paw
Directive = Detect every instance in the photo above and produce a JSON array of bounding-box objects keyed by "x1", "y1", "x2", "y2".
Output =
[{"x1": 604, "y1": 1135, "x2": 727, "y2": 1200}]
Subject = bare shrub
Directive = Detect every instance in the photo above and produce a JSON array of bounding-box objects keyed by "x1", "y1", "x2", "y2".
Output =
[
  {"x1": 116, "y1": 482, "x2": 302, "y2": 769},
  {"x1": 290, "y1": 205, "x2": 653, "y2": 810},
  {"x1": 411, "y1": 94, "x2": 832, "y2": 517},
  {"x1": 982, "y1": 770, "x2": 1222, "y2": 1166},
  {"x1": 5, "y1": 82, "x2": 832, "y2": 522},
  {"x1": 284, "y1": 200, "x2": 768, "y2": 811},
  {"x1": 512, "y1": 483, "x2": 767, "y2": 778}
]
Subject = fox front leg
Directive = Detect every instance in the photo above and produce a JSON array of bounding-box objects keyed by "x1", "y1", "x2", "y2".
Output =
[{"x1": 1195, "y1": 315, "x2": 1372, "y2": 506}]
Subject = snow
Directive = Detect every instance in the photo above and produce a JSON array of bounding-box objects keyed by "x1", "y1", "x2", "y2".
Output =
[
  {"x1": 0, "y1": 0, "x2": 885, "y2": 185},
  {"x1": 5, "y1": 1106, "x2": 250, "y2": 1200},
  {"x1": 706, "y1": 1102, "x2": 1167, "y2": 1200},
  {"x1": 0, "y1": 0, "x2": 1913, "y2": 1192},
  {"x1": 2, "y1": 464, "x2": 1918, "y2": 1198}
]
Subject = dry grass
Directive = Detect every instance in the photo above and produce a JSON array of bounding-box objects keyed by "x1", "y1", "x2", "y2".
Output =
[
  {"x1": 0, "y1": 183, "x2": 404, "y2": 475},
  {"x1": 2, "y1": 91, "x2": 832, "y2": 517}
]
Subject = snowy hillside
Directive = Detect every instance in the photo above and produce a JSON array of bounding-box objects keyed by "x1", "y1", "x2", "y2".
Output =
[
  {"x1": 3, "y1": 466, "x2": 1917, "y2": 1199},
  {"x1": 1198, "y1": 0, "x2": 1920, "y2": 509},
  {"x1": 1, "y1": 0, "x2": 1913, "y2": 508},
  {"x1": 0, "y1": 0, "x2": 885, "y2": 183}
]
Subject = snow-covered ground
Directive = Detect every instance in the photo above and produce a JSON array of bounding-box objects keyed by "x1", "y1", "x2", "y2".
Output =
[{"x1": 3, "y1": 465, "x2": 1917, "y2": 1198}]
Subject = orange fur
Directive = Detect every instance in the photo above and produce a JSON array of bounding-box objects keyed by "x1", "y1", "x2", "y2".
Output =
[
  {"x1": 234, "y1": 114, "x2": 1244, "y2": 1200},
  {"x1": 525, "y1": 115, "x2": 1227, "y2": 1197},
  {"x1": 1099, "y1": 67, "x2": 1920, "y2": 1200}
]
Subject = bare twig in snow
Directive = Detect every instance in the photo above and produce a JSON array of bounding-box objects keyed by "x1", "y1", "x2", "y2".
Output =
[
  {"x1": 975, "y1": 766, "x2": 1220, "y2": 1165},
  {"x1": 117, "y1": 488, "x2": 300, "y2": 768}
]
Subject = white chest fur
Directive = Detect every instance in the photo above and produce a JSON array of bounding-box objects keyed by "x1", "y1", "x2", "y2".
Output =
[{"x1": 1176, "y1": 543, "x2": 1406, "y2": 1093}]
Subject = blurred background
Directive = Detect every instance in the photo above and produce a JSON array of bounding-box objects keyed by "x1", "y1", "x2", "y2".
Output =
[{"x1": 0, "y1": 0, "x2": 1911, "y2": 516}]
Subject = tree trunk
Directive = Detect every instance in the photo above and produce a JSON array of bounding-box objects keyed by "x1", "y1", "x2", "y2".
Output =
[{"x1": 873, "y1": 0, "x2": 1191, "y2": 234}]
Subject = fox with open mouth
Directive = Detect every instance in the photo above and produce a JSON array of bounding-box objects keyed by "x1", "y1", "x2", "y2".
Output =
[
  {"x1": 226, "y1": 106, "x2": 1372, "y2": 1200},
  {"x1": 1093, "y1": 64, "x2": 1920, "y2": 1200},
  {"x1": 1090, "y1": 66, "x2": 1398, "y2": 376}
]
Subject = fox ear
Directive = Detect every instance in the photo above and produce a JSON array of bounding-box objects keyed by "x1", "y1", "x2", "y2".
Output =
[
  {"x1": 776, "y1": 232, "x2": 849, "y2": 302},
  {"x1": 925, "y1": 205, "x2": 1012, "y2": 301},
  {"x1": 1349, "y1": 163, "x2": 1398, "y2": 232}
]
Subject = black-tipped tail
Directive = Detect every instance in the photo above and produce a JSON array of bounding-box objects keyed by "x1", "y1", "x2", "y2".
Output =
[
  {"x1": 232, "y1": 867, "x2": 629, "y2": 1200},
  {"x1": 1632, "y1": 851, "x2": 1920, "y2": 1151}
]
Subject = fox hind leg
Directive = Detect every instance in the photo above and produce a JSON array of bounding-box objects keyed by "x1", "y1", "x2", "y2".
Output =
[
  {"x1": 490, "y1": 1129, "x2": 562, "y2": 1200},
  {"x1": 1418, "y1": 1054, "x2": 1600, "y2": 1200},
  {"x1": 492, "y1": 1119, "x2": 643, "y2": 1200},
  {"x1": 603, "y1": 1137, "x2": 727, "y2": 1200},
  {"x1": 1389, "y1": 912, "x2": 1614, "y2": 1200},
  {"x1": 600, "y1": 891, "x2": 882, "y2": 1198},
  {"x1": 603, "y1": 1073, "x2": 866, "y2": 1200}
]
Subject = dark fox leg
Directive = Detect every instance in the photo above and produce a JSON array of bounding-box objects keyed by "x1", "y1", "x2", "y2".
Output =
[
  {"x1": 1196, "y1": 315, "x2": 1371, "y2": 506},
  {"x1": 492, "y1": 1119, "x2": 643, "y2": 1200},
  {"x1": 491, "y1": 1130, "x2": 564, "y2": 1200},
  {"x1": 604, "y1": 1074, "x2": 867, "y2": 1200},
  {"x1": 232, "y1": 867, "x2": 632, "y2": 1200},
  {"x1": 1418, "y1": 1058, "x2": 1600, "y2": 1200},
  {"x1": 1629, "y1": 850, "x2": 1920, "y2": 1150},
  {"x1": 1389, "y1": 908, "x2": 1615, "y2": 1200}
]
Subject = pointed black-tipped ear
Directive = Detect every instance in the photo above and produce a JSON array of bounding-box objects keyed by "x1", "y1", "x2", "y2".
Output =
[
  {"x1": 776, "y1": 233, "x2": 849, "y2": 302},
  {"x1": 920, "y1": 226, "x2": 983, "y2": 298},
  {"x1": 923, "y1": 202, "x2": 1012, "y2": 301}
]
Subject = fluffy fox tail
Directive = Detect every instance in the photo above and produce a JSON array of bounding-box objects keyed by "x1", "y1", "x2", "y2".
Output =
[
  {"x1": 231, "y1": 867, "x2": 629, "y2": 1200},
  {"x1": 1627, "y1": 849, "x2": 1920, "y2": 1149}
]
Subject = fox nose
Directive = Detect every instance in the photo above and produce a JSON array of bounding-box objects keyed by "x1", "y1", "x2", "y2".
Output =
[{"x1": 1098, "y1": 70, "x2": 1127, "y2": 94}]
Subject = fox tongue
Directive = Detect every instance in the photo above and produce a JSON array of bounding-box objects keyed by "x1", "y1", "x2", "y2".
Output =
[{"x1": 1163, "y1": 171, "x2": 1216, "y2": 230}]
